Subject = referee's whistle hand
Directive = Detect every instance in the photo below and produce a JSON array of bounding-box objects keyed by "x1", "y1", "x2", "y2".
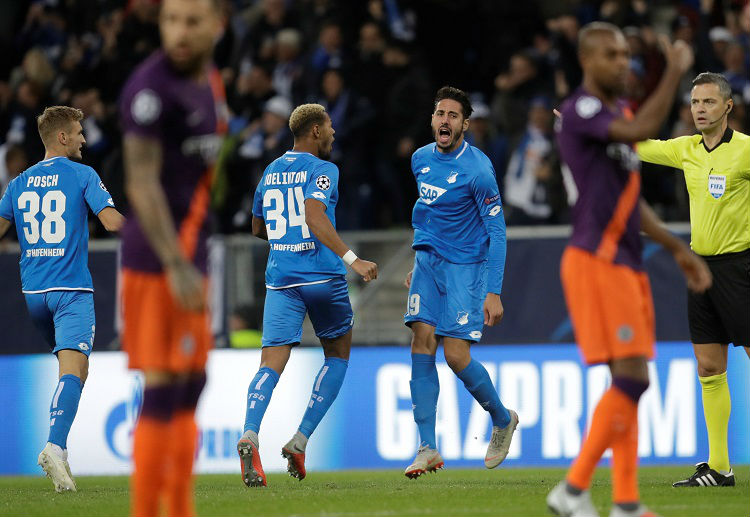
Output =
[
  {"x1": 675, "y1": 248, "x2": 713, "y2": 293},
  {"x1": 484, "y1": 293, "x2": 504, "y2": 326}
]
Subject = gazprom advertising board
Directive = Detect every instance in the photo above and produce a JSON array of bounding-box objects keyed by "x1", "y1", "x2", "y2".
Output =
[{"x1": 0, "y1": 344, "x2": 747, "y2": 475}]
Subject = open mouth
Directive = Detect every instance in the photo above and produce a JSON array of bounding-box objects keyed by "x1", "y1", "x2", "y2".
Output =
[{"x1": 437, "y1": 126, "x2": 451, "y2": 145}]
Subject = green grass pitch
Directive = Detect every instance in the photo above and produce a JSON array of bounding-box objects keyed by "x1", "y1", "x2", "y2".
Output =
[{"x1": 1, "y1": 466, "x2": 747, "y2": 516}]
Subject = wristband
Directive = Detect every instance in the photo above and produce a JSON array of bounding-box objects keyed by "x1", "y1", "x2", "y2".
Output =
[{"x1": 342, "y1": 250, "x2": 358, "y2": 265}]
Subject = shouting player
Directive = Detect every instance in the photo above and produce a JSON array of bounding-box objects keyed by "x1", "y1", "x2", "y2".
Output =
[
  {"x1": 119, "y1": 0, "x2": 226, "y2": 515},
  {"x1": 403, "y1": 86, "x2": 517, "y2": 478},
  {"x1": 637, "y1": 72, "x2": 750, "y2": 488},
  {"x1": 0, "y1": 106, "x2": 124, "y2": 492},
  {"x1": 547, "y1": 23, "x2": 711, "y2": 517},
  {"x1": 237, "y1": 103, "x2": 377, "y2": 487}
]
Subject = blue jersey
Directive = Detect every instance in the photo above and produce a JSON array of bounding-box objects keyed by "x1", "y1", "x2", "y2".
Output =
[
  {"x1": 252, "y1": 151, "x2": 346, "y2": 288},
  {"x1": 411, "y1": 141, "x2": 507, "y2": 293},
  {"x1": 0, "y1": 156, "x2": 114, "y2": 293}
]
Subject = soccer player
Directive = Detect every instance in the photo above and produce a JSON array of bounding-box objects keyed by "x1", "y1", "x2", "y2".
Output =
[
  {"x1": 636, "y1": 72, "x2": 750, "y2": 488},
  {"x1": 403, "y1": 86, "x2": 518, "y2": 478},
  {"x1": 546, "y1": 23, "x2": 712, "y2": 517},
  {"x1": 237, "y1": 103, "x2": 378, "y2": 487},
  {"x1": 0, "y1": 106, "x2": 124, "y2": 492},
  {"x1": 119, "y1": 0, "x2": 225, "y2": 515}
]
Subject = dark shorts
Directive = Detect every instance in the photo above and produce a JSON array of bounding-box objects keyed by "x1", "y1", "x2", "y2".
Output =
[{"x1": 688, "y1": 248, "x2": 750, "y2": 347}]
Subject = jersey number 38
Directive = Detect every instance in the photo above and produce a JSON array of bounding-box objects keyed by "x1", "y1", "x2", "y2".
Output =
[{"x1": 17, "y1": 190, "x2": 67, "y2": 244}]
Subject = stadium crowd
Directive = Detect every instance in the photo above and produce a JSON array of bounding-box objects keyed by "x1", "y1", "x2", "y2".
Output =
[{"x1": 0, "y1": 0, "x2": 748, "y2": 235}]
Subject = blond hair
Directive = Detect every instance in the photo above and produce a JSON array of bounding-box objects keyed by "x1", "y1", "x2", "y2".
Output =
[
  {"x1": 289, "y1": 104, "x2": 328, "y2": 138},
  {"x1": 37, "y1": 106, "x2": 83, "y2": 146}
]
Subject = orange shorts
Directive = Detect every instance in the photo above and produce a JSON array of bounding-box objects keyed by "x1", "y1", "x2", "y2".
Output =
[
  {"x1": 561, "y1": 246, "x2": 655, "y2": 365},
  {"x1": 120, "y1": 268, "x2": 212, "y2": 372}
]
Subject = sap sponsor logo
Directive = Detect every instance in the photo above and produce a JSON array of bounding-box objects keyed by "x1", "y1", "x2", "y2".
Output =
[
  {"x1": 420, "y1": 167, "x2": 430, "y2": 174},
  {"x1": 488, "y1": 205, "x2": 502, "y2": 217},
  {"x1": 456, "y1": 311, "x2": 469, "y2": 325},
  {"x1": 419, "y1": 182, "x2": 447, "y2": 205},
  {"x1": 105, "y1": 375, "x2": 143, "y2": 461},
  {"x1": 447, "y1": 171, "x2": 459, "y2": 184},
  {"x1": 484, "y1": 194, "x2": 500, "y2": 205},
  {"x1": 375, "y1": 359, "x2": 696, "y2": 462},
  {"x1": 312, "y1": 191, "x2": 326, "y2": 200}
]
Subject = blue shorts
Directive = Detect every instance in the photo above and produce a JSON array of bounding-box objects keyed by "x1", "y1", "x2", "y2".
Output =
[
  {"x1": 262, "y1": 276, "x2": 353, "y2": 347},
  {"x1": 24, "y1": 290, "x2": 96, "y2": 356},
  {"x1": 404, "y1": 250, "x2": 487, "y2": 342}
]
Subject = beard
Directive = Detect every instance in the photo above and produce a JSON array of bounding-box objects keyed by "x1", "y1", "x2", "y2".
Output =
[{"x1": 434, "y1": 126, "x2": 463, "y2": 151}]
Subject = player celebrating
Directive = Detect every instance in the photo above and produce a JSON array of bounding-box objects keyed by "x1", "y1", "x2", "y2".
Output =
[
  {"x1": 0, "y1": 106, "x2": 124, "y2": 492},
  {"x1": 119, "y1": 0, "x2": 225, "y2": 515},
  {"x1": 237, "y1": 103, "x2": 377, "y2": 487},
  {"x1": 636, "y1": 72, "x2": 750, "y2": 488},
  {"x1": 403, "y1": 86, "x2": 518, "y2": 478},
  {"x1": 547, "y1": 23, "x2": 711, "y2": 517}
]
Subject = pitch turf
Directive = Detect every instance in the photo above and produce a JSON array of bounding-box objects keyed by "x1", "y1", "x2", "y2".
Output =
[{"x1": 1, "y1": 467, "x2": 747, "y2": 516}]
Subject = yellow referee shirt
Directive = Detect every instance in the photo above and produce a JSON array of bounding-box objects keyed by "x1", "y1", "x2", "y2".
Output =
[{"x1": 636, "y1": 128, "x2": 750, "y2": 256}]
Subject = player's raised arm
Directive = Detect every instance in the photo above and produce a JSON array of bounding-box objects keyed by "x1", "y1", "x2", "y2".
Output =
[
  {"x1": 604, "y1": 36, "x2": 694, "y2": 143},
  {"x1": 639, "y1": 199, "x2": 711, "y2": 293},
  {"x1": 304, "y1": 198, "x2": 378, "y2": 282},
  {"x1": 123, "y1": 134, "x2": 204, "y2": 310}
]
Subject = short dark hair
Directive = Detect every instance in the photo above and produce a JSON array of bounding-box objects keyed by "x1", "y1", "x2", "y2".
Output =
[
  {"x1": 692, "y1": 72, "x2": 732, "y2": 100},
  {"x1": 434, "y1": 86, "x2": 472, "y2": 119}
]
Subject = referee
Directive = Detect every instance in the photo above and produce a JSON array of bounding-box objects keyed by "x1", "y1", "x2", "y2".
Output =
[{"x1": 637, "y1": 72, "x2": 750, "y2": 488}]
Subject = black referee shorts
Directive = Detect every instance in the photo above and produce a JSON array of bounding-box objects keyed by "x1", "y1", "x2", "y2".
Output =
[{"x1": 688, "y1": 248, "x2": 750, "y2": 347}]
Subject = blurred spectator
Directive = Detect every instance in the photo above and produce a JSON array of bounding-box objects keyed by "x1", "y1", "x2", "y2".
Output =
[
  {"x1": 351, "y1": 21, "x2": 387, "y2": 107},
  {"x1": 503, "y1": 96, "x2": 556, "y2": 225},
  {"x1": 0, "y1": 143, "x2": 27, "y2": 192},
  {"x1": 220, "y1": 96, "x2": 294, "y2": 234},
  {"x1": 464, "y1": 99, "x2": 508, "y2": 187},
  {"x1": 272, "y1": 28, "x2": 305, "y2": 103},
  {"x1": 316, "y1": 68, "x2": 375, "y2": 229},
  {"x1": 229, "y1": 61, "x2": 278, "y2": 124},
  {"x1": 375, "y1": 40, "x2": 431, "y2": 226},
  {"x1": 723, "y1": 42, "x2": 750, "y2": 103}
]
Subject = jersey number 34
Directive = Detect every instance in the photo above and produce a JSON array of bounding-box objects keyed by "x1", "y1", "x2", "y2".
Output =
[{"x1": 263, "y1": 187, "x2": 310, "y2": 240}]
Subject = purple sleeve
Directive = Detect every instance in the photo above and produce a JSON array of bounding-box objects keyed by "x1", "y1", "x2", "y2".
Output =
[
  {"x1": 119, "y1": 73, "x2": 167, "y2": 139},
  {"x1": 562, "y1": 95, "x2": 616, "y2": 143}
]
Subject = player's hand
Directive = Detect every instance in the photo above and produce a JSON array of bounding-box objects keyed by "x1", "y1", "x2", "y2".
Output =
[
  {"x1": 352, "y1": 258, "x2": 378, "y2": 282},
  {"x1": 165, "y1": 258, "x2": 206, "y2": 312},
  {"x1": 483, "y1": 293, "x2": 504, "y2": 326},
  {"x1": 672, "y1": 246, "x2": 712, "y2": 293},
  {"x1": 404, "y1": 270, "x2": 413, "y2": 288},
  {"x1": 659, "y1": 35, "x2": 694, "y2": 74}
]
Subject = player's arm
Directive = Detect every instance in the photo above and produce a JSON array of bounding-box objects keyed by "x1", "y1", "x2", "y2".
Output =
[
  {"x1": 0, "y1": 216, "x2": 11, "y2": 239},
  {"x1": 96, "y1": 207, "x2": 125, "y2": 232},
  {"x1": 608, "y1": 38, "x2": 694, "y2": 143},
  {"x1": 251, "y1": 215, "x2": 268, "y2": 240},
  {"x1": 473, "y1": 170, "x2": 507, "y2": 326},
  {"x1": 123, "y1": 134, "x2": 205, "y2": 311},
  {"x1": 635, "y1": 138, "x2": 682, "y2": 168},
  {"x1": 304, "y1": 198, "x2": 378, "y2": 282},
  {"x1": 639, "y1": 199, "x2": 711, "y2": 292}
]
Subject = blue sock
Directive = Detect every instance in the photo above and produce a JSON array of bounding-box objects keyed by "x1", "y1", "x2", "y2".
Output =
[
  {"x1": 410, "y1": 353, "x2": 439, "y2": 449},
  {"x1": 243, "y1": 367, "x2": 280, "y2": 434},
  {"x1": 298, "y1": 357, "x2": 348, "y2": 438},
  {"x1": 456, "y1": 359, "x2": 510, "y2": 428},
  {"x1": 48, "y1": 374, "x2": 83, "y2": 449}
]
